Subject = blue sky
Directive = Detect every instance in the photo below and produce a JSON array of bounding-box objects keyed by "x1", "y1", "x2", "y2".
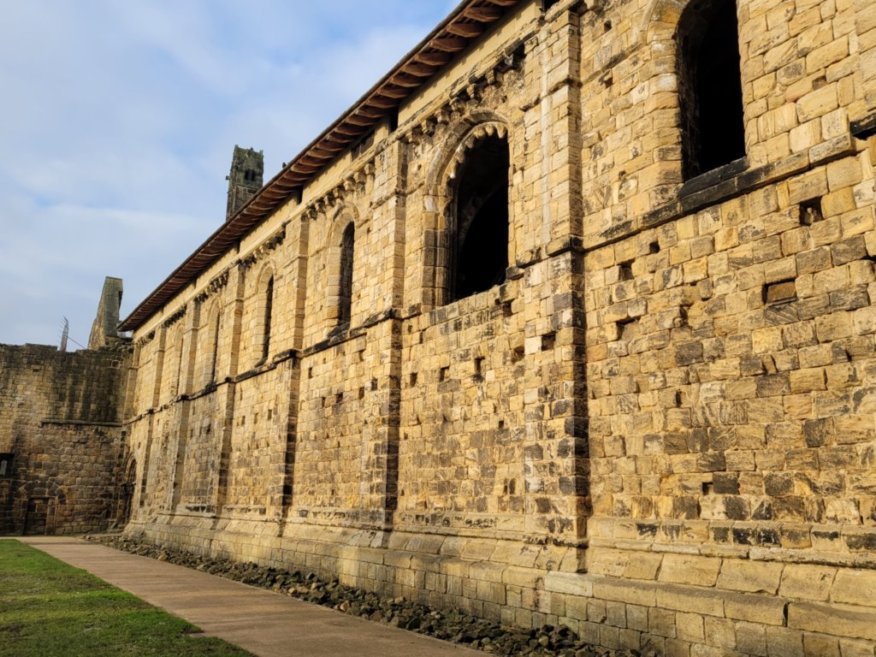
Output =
[{"x1": 0, "y1": 1, "x2": 457, "y2": 347}]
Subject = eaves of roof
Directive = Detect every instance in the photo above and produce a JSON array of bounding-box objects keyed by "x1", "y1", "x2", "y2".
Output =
[{"x1": 119, "y1": 0, "x2": 522, "y2": 332}]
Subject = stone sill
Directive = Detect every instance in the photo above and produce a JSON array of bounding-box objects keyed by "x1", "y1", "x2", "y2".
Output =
[
  {"x1": 588, "y1": 130, "x2": 860, "y2": 250},
  {"x1": 40, "y1": 418, "x2": 122, "y2": 428}
]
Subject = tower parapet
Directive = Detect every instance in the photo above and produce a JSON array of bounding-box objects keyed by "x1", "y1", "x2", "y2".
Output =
[{"x1": 226, "y1": 146, "x2": 264, "y2": 221}]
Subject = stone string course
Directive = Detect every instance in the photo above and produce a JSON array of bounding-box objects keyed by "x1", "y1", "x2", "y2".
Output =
[{"x1": 119, "y1": 1, "x2": 876, "y2": 656}]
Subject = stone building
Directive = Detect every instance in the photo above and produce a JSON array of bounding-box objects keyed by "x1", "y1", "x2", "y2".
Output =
[
  {"x1": 117, "y1": 0, "x2": 876, "y2": 655},
  {"x1": 0, "y1": 278, "x2": 132, "y2": 534}
]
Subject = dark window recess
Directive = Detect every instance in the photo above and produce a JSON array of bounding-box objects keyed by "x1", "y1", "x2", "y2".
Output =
[
  {"x1": 541, "y1": 332, "x2": 556, "y2": 351},
  {"x1": 677, "y1": 0, "x2": 746, "y2": 180},
  {"x1": 209, "y1": 311, "x2": 220, "y2": 383},
  {"x1": 799, "y1": 198, "x2": 824, "y2": 225},
  {"x1": 616, "y1": 317, "x2": 639, "y2": 341},
  {"x1": 262, "y1": 277, "x2": 274, "y2": 361},
  {"x1": 0, "y1": 453, "x2": 12, "y2": 477},
  {"x1": 338, "y1": 223, "x2": 355, "y2": 328},
  {"x1": 474, "y1": 356, "x2": 485, "y2": 380},
  {"x1": 451, "y1": 134, "x2": 510, "y2": 301},
  {"x1": 763, "y1": 279, "x2": 797, "y2": 305},
  {"x1": 351, "y1": 132, "x2": 375, "y2": 159},
  {"x1": 618, "y1": 260, "x2": 634, "y2": 281}
]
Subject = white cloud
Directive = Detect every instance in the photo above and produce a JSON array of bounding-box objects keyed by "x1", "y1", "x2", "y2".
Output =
[{"x1": 0, "y1": 1, "x2": 454, "y2": 346}]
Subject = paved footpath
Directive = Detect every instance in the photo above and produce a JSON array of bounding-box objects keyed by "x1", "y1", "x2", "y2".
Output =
[{"x1": 19, "y1": 536, "x2": 480, "y2": 657}]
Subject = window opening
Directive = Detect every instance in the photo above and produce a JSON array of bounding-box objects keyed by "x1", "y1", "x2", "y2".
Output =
[
  {"x1": 338, "y1": 224, "x2": 355, "y2": 329},
  {"x1": 0, "y1": 453, "x2": 12, "y2": 477},
  {"x1": 209, "y1": 310, "x2": 220, "y2": 383},
  {"x1": 262, "y1": 276, "x2": 274, "y2": 362},
  {"x1": 799, "y1": 198, "x2": 823, "y2": 225},
  {"x1": 677, "y1": 0, "x2": 745, "y2": 179},
  {"x1": 450, "y1": 134, "x2": 510, "y2": 301},
  {"x1": 175, "y1": 330, "x2": 185, "y2": 396}
]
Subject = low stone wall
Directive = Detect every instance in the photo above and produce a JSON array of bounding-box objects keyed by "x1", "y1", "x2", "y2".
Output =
[{"x1": 128, "y1": 516, "x2": 876, "y2": 657}]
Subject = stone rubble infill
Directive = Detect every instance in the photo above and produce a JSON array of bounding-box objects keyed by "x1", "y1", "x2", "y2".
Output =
[{"x1": 90, "y1": 536, "x2": 650, "y2": 657}]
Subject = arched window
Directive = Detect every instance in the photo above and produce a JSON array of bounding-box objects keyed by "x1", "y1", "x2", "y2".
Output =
[
  {"x1": 677, "y1": 0, "x2": 745, "y2": 180},
  {"x1": 449, "y1": 133, "x2": 509, "y2": 301},
  {"x1": 338, "y1": 223, "x2": 355, "y2": 329},
  {"x1": 261, "y1": 276, "x2": 274, "y2": 362},
  {"x1": 208, "y1": 307, "x2": 221, "y2": 383}
]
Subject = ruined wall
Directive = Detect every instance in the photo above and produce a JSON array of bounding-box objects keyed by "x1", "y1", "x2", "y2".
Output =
[
  {"x1": 124, "y1": 0, "x2": 876, "y2": 655},
  {"x1": 0, "y1": 342, "x2": 131, "y2": 534}
]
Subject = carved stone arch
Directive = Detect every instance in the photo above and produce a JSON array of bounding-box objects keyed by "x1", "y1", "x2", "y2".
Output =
[
  {"x1": 638, "y1": 0, "x2": 687, "y2": 44},
  {"x1": 254, "y1": 261, "x2": 275, "y2": 289},
  {"x1": 425, "y1": 110, "x2": 511, "y2": 200},
  {"x1": 423, "y1": 114, "x2": 512, "y2": 307},
  {"x1": 328, "y1": 202, "x2": 360, "y2": 245}
]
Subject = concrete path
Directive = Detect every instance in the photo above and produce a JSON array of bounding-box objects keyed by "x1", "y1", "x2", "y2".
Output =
[{"x1": 18, "y1": 536, "x2": 480, "y2": 657}]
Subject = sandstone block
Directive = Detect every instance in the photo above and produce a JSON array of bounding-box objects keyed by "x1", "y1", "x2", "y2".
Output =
[
  {"x1": 723, "y1": 591, "x2": 787, "y2": 625},
  {"x1": 779, "y1": 564, "x2": 836, "y2": 601},
  {"x1": 717, "y1": 560, "x2": 783, "y2": 595},
  {"x1": 831, "y1": 570, "x2": 876, "y2": 607},
  {"x1": 593, "y1": 578, "x2": 657, "y2": 607},
  {"x1": 658, "y1": 554, "x2": 722, "y2": 587},
  {"x1": 766, "y1": 626, "x2": 804, "y2": 657},
  {"x1": 802, "y1": 632, "x2": 841, "y2": 657},
  {"x1": 676, "y1": 611, "x2": 705, "y2": 643},
  {"x1": 655, "y1": 583, "x2": 724, "y2": 617},
  {"x1": 735, "y1": 621, "x2": 768, "y2": 657},
  {"x1": 788, "y1": 602, "x2": 876, "y2": 641}
]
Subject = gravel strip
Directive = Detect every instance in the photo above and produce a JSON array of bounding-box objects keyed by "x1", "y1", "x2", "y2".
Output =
[{"x1": 90, "y1": 535, "x2": 652, "y2": 657}]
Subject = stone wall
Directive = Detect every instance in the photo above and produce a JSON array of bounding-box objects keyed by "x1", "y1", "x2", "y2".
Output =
[
  {"x1": 123, "y1": 1, "x2": 876, "y2": 655},
  {"x1": 0, "y1": 342, "x2": 131, "y2": 534}
]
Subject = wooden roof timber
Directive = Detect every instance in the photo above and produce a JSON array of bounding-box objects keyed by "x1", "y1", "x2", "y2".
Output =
[
  {"x1": 430, "y1": 36, "x2": 469, "y2": 52},
  {"x1": 401, "y1": 62, "x2": 437, "y2": 77},
  {"x1": 119, "y1": 0, "x2": 522, "y2": 332},
  {"x1": 464, "y1": 6, "x2": 503, "y2": 20},
  {"x1": 414, "y1": 52, "x2": 453, "y2": 67},
  {"x1": 446, "y1": 22, "x2": 484, "y2": 38}
]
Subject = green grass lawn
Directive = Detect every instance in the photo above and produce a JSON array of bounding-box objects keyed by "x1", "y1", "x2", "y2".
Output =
[{"x1": 0, "y1": 540, "x2": 254, "y2": 657}]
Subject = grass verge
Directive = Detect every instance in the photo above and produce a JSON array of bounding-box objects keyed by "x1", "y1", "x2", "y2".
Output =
[{"x1": 0, "y1": 540, "x2": 253, "y2": 657}]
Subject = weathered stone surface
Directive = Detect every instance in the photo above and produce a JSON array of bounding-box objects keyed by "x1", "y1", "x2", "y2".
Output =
[
  {"x1": 5, "y1": 0, "x2": 870, "y2": 655},
  {"x1": 0, "y1": 296, "x2": 131, "y2": 535},
  {"x1": 789, "y1": 602, "x2": 876, "y2": 641}
]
